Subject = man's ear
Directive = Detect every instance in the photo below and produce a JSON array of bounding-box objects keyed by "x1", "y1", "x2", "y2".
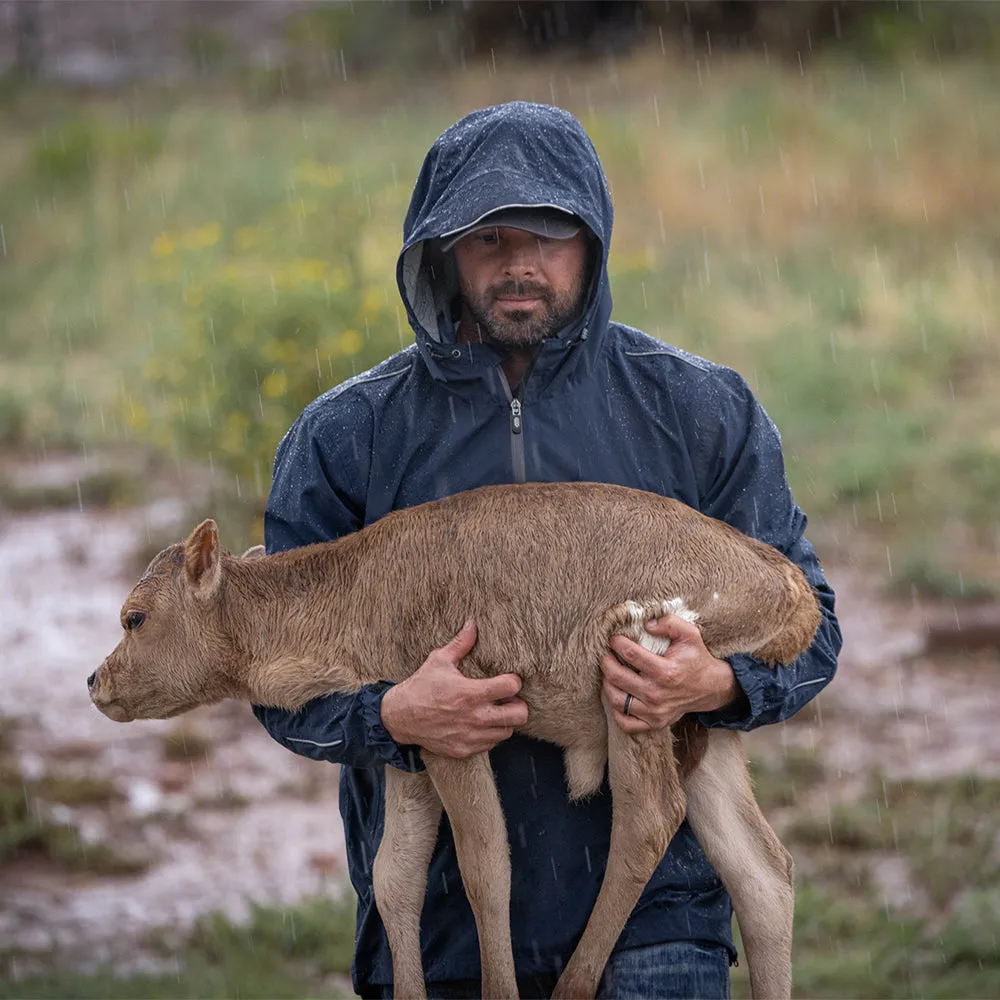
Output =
[
  {"x1": 183, "y1": 519, "x2": 222, "y2": 597},
  {"x1": 241, "y1": 544, "x2": 266, "y2": 560}
]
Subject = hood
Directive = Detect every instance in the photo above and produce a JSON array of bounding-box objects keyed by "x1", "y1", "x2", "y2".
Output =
[{"x1": 396, "y1": 101, "x2": 615, "y2": 391}]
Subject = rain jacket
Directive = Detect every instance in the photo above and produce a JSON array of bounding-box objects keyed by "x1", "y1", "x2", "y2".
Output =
[{"x1": 253, "y1": 101, "x2": 841, "y2": 994}]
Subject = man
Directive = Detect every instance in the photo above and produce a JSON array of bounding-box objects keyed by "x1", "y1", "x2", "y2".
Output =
[{"x1": 254, "y1": 101, "x2": 841, "y2": 999}]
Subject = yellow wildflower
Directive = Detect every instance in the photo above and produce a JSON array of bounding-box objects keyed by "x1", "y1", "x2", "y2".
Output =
[
  {"x1": 151, "y1": 233, "x2": 175, "y2": 258},
  {"x1": 261, "y1": 371, "x2": 288, "y2": 398},
  {"x1": 337, "y1": 330, "x2": 363, "y2": 356},
  {"x1": 292, "y1": 258, "x2": 326, "y2": 284},
  {"x1": 182, "y1": 222, "x2": 222, "y2": 251}
]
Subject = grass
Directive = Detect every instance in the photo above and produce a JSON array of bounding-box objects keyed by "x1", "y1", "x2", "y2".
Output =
[
  {"x1": 728, "y1": 768, "x2": 1000, "y2": 998},
  {"x1": 0, "y1": 896, "x2": 357, "y2": 999},
  {"x1": 749, "y1": 745, "x2": 826, "y2": 811}
]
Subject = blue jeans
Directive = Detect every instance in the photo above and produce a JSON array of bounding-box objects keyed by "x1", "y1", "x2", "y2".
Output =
[{"x1": 374, "y1": 940, "x2": 732, "y2": 999}]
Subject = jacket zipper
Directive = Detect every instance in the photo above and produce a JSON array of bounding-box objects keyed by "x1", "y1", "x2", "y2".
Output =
[
  {"x1": 503, "y1": 381, "x2": 527, "y2": 484},
  {"x1": 501, "y1": 346, "x2": 540, "y2": 486}
]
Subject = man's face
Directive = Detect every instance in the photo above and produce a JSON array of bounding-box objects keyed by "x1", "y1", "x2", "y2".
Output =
[{"x1": 452, "y1": 227, "x2": 590, "y2": 347}]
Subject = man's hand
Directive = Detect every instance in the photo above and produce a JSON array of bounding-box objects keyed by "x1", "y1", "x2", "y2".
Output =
[
  {"x1": 601, "y1": 614, "x2": 742, "y2": 734},
  {"x1": 380, "y1": 619, "x2": 529, "y2": 758}
]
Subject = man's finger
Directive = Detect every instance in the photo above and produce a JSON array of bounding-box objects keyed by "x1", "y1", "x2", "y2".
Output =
[
  {"x1": 441, "y1": 618, "x2": 478, "y2": 661},
  {"x1": 478, "y1": 672, "x2": 523, "y2": 702},
  {"x1": 600, "y1": 653, "x2": 658, "y2": 702},
  {"x1": 645, "y1": 613, "x2": 698, "y2": 641},
  {"x1": 482, "y1": 700, "x2": 528, "y2": 729},
  {"x1": 608, "y1": 635, "x2": 673, "y2": 674}
]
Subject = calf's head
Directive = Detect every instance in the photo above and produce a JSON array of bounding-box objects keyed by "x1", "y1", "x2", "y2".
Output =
[{"x1": 89, "y1": 519, "x2": 245, "y2": 722}]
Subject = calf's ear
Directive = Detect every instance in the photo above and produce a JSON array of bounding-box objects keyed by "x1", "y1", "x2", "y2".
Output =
[
  {"x1": 241, "y1": 544, "x2": 266, "y2": 560},
  {"x1": 184, "y1": 519, "x2": 222, "y2": 597}
]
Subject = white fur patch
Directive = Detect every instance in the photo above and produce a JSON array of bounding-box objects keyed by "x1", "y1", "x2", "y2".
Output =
[
  {"x1": 625, "y1": 598, "x2": 699, "y2": 656},
  {"x1": 660, "y1": 596, "x2": 699, "y2": 624}
]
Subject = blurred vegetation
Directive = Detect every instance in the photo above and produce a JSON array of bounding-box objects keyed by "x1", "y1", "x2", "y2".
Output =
[{"x1": 2, "y1": 12, "x2": 999, "y2": 579}]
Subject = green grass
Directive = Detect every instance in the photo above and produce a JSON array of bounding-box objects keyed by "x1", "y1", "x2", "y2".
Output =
[
  {"x1": 0, "y1": 896, "x2": 357, "y2": 999},
  {"x1": 727, "y1": 769, "x2": 1000, "y2": 998}
]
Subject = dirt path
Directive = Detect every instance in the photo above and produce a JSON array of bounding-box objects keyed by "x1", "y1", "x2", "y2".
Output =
[{"x1": 1, "y1": 487, "x2": 997, "y2": 975}]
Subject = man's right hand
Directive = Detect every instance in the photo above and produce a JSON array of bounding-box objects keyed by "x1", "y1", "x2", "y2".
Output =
[{"x1": 380, "y1": 619, "x2": 529, "y2": 758}]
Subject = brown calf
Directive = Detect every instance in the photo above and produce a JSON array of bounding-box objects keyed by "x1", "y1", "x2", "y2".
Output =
[{"x1": 89, "y1": 481, "x2": 821, "y2": 999}]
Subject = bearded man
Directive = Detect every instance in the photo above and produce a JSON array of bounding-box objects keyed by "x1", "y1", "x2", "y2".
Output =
[{"x1": 254, "y1": 101, "x2": 841, "y2": 1000}]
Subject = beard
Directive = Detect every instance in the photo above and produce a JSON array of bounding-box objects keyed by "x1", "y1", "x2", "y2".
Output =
[{"x1": 461, "y1": 278, "x2": 586, "y2": 348}]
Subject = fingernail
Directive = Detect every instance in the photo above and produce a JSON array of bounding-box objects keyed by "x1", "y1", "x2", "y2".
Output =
[
  {"x1": 648, "y1": 618, "x2": 658, "y2": 628},
  {"x1": 462, "y1": 618, "x2": 474, "y2": 631}
]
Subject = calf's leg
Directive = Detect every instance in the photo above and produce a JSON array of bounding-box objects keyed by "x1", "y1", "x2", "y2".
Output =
[
  {"x1": 683, "y1": 729, "x2": 794, "y2": 1000},
  {"x1": 423, "y1": 751, "x2": 518, "y2": 1000},
  {"x1": 552, "y1": 717, "x2": 685, "y2": 1000},
  {"x1": 372, "y1": 768, "x2": 443, "y2": 1000}
]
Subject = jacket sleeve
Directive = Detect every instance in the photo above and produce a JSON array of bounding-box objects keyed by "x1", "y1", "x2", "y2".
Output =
[
  {"x1": 692, "y1": 372, "x2": 842, "y2": 732},
  {"x1": 250, "y1": 394, "x2": 424, "y2": 772}
]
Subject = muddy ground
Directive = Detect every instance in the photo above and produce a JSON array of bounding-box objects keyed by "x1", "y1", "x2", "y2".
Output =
[{"x1": 1, "y1": 454, "x2": 998, "y2": 977}]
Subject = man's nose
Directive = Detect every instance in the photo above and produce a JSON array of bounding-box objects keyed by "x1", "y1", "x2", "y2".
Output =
[
  {"x1": 502, "y1": 242, "x2": 540, "y2": 274},
  {"x1": 87, "y1": 670, "x2": 97, "y2": 692}
]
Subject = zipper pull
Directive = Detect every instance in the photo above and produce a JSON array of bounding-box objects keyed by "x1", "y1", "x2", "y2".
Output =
[{"x1": 510, "y1": 397, "x2": 523, "y2": 434}]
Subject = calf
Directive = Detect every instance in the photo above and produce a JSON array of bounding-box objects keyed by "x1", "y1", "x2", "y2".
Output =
[{"x1": 89, "y1": 481, "x2": 820, "y2": 999}]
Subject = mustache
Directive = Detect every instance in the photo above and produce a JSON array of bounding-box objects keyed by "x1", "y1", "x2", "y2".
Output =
[{"x1": 490, "y1": 281, "x2": 550, "y2": 300}]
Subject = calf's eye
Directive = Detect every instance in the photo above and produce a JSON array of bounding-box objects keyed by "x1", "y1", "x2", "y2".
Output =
[{"x1": 125, "y1": 611, "x2": 146, "y2": 631}]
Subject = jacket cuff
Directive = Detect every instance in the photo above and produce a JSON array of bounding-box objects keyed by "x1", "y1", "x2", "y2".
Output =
[
  {"x1": 362, "y1": 682, "x2": 425, "y2": 772},
  {"x1": 696, "y1": 654, "x2": 764, "y2": 730}
]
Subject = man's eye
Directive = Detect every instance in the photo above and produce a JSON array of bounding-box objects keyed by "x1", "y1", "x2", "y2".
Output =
[
  {"x1": 125, "y1": 611, "x2": 146, "y2": 631},
  {"x1": 478, "y1": 232, "x2": 499, "y2": 245}
]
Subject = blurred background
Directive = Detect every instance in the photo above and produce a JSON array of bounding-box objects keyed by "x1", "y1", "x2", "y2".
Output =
[{"x1": 1, "y1": 1, "x2": 999, "y2": 996}]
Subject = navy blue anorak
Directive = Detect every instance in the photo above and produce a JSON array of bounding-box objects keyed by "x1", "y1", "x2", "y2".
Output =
[{"x1": 253, "y1": 101, "x2": 841, "y2": 994}]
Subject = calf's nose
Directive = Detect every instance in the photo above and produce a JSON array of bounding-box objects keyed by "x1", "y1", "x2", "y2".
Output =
[{"x1": 87, "y1": 671, "x2": 97, "y2": 692}]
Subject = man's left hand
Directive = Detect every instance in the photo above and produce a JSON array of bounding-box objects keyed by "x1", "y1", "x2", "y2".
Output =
[{"x1": 601, "y1": 614, "x2": 741, "y2": 733}]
